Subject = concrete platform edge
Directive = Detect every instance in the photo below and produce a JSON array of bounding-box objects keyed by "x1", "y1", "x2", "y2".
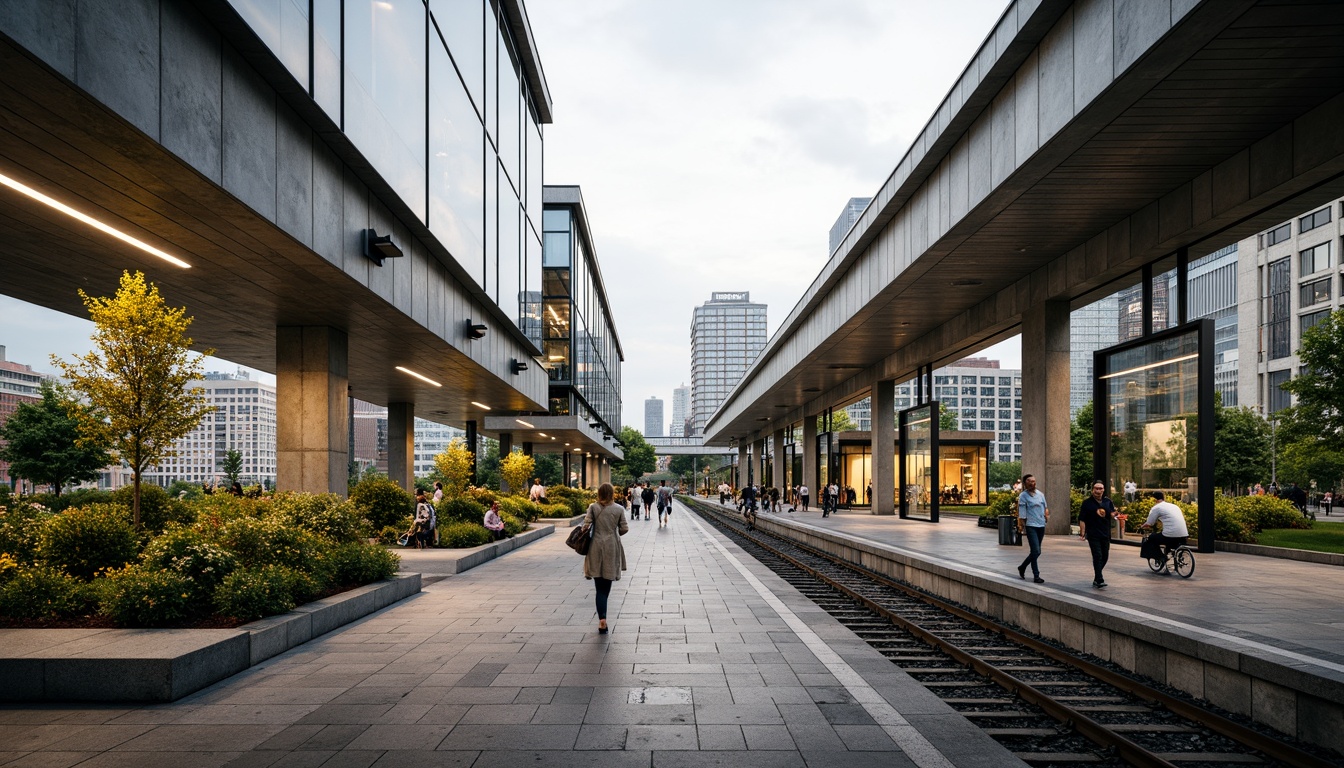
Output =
[
  {"x1": 445, "y1": 523, "x2": 555, "y2": 573},
  {"x1": 0, "y1": 573, "x2": 422, "y2": 703}
]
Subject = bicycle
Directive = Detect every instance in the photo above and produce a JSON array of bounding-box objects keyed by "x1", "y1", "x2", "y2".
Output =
[{"x1": 1141, "y1": 531, "x2": 1195, "y2": 578}]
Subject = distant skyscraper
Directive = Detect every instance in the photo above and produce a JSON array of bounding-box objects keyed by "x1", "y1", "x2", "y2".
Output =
[
  {"x1": 644, "y1": 397, "x2": 665, "y2": 437},
  {"x1": 0, "y1": 345, "x2": 53, "y2": 487},
  {"x1": 1069, "y1": 295, "x2": 1120, "y2": 416},
  {"x1": 829, "y1": 197, "x2": 872, "y2": 254},
  {"x1": 691, "y1": 292, "x2": 768, "y2": 434},
  {"x1": 671, "y1": 384, "x2": 690, "y2": 437}
]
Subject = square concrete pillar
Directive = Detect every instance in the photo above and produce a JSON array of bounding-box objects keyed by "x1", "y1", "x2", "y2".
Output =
[
  {"x1": 1022, "y1": 300, "x2": 1072, "y2": 535},
  {"x1": 752, "y1": 439, "x2": 764, "y2": 485},
  {"x1": 872, "y1": 380, "x2": 896, "y2": 515},
  {"x1": 802, "y1": 417, "x2": 817, "y2": 493},
  {"x1": 276, "y1": 327, "x2": 349, "y2": 496},
  {"x1": 599, "y1": 458, "x2": 610, "y2": 486},
  {"x1": 562, "y1": 451, "x2": 572, "y2": 487},
  {"x1": 387, "y1": 402, "x2": 414, "y2": 493},
  {"x1": 771, "y1": 428, "x2": 786, "y2": 490},
  {"x1": 737, "y1": 445, "x2": 748, "y2": 489}
]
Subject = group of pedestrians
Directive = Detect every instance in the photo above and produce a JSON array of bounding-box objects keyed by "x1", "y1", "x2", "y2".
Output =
[
  {"x1": 1017, "y1": 474, "x2": 1188, "y2": 588},
  {"x1": 582, "y1": 480, "x2": 685, "y2": 635},
  {"x1": 625, "y1": 481, "x2": 674, "y2": 526}
]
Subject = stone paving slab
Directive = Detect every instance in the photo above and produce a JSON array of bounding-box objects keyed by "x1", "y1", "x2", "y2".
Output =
[{"x1": 0, "y1": 499, "x2": 1025, "y2": 768}]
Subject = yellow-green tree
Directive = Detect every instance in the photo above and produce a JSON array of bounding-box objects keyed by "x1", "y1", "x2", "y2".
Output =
[
  {"x1": 500, "y1": 449, "x2": 535, "y2": 496},
  {"x1": 52, "y1": 271, "x2": 213, "y2": 528},
  {"x1": 433, "y1": 438, "x2": 474, "y2": 498}
]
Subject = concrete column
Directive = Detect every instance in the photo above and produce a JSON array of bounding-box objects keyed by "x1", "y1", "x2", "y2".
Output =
[
  {"x1": 802, "y1": 416, "x2": 817, "y2": 494},
  {"x1": 752, "y1": 439, "x2": 764, "y2": 485},
  {"x1": 599, "y1": 459, "x2": 610, "y2": 486},
  {"x1": 771, "y1": 428, "x2": 785, "y2": 490},
  {"x1": 276, "y1": 327, "x2": 349, "y2": 495},
  {"x1": 387, "y1": 402, "x2": 414, "y2": 493},
  {"x1": 872, "y1": 380, "x2": 896, "y2": 516},
  {"x1": 522, "y1": 442, "x2": 533, "y2": 456},
  {"x1": 581, "y1": 456, "x2": 590, "y2": 488},
  {"x1": 499, "y1": 433, "x2": 513, "y2": 493},
  {"x1": 737, "y1": 445, "x2": 748, "y2": 489},
  {"x1": 1022, "y1": 300, "x2": 1072, "y2": 535},
  {"x1": 562, "y1": 451, "x2": 572, "y2": 487}
]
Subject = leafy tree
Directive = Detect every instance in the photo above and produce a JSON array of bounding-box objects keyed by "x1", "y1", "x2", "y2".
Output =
[
  {"x1": 612, "y1": 427, "x2": 655, "y2": 478},
  {"x1": 1070, "y1": 401, "x2": 1095, "y2": 489},
  {"x1": 0, "y1": 382, "x2": 111, "y2": 496},
  {"x1": 221, "y1": 449, "x2": 243, "y2": 486},
  {"x1": 1282, "y1": 309, "x2": 1344, "y2": 439},
  {"x1": 432, "y1": 438, "x2": 474, "y2": 499},
  {"x1": 476, "y1": 437, "x2": 501, "y2": 489},
  {"x1": 500, "y1": 449, "x2": 535, "y2": 495},
  {"x1": 939, "y1": 402, "x2": 959, "y2": 432},
  {"x1": 534, "y1": 454, "x2": 563, "y2": 486},
  {"x1": 988, "y1": 460, "x2": 1021, "y2": 489},
  {"x1": 1214, "y1": 404, "x2": 1271, "y2": 492},
  {"x1": 1278, "y1": 437, "x2": 1344, "y2": 494},
  {"x1": 52, "y1": 271, "x2": 212, "y2": 528},
  {"x1": 819, "y1": 410, "x2": 858, "y2": 433}
]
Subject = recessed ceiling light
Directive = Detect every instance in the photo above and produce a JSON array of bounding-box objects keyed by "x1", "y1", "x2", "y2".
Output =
[
  {"x1": 395, "y1": 366, "x2": 441, "y2": 387},
  {"x1": 538, "y1": 432, "x2": 548, "y2": 437},
  {"x1": 950, "y1": 279, "x2": 983, "y2": 287},
  {"x1": 516, "y1": 419, "x2": 535, "y2": 428},
  {"x1": 470, "y1": 401, "x2": 492, "y2": 410},
  {"x1": 0, "y1": 170, "x2": 191, "y2": 269}
]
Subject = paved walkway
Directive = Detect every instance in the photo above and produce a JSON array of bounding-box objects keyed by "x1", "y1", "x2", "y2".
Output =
[
  {"x1": 0, "y1": 500, "x2": 1021, "y2": 768},
  {"x1": 747, "y1": 502, "x2": 1344, "y2": 671}
]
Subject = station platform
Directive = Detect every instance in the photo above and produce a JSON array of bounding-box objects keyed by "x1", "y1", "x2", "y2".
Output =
[
  {"x1": 0, "y1": 499, "x2": 1023, "y2": 768},
  {"x1": 720, "y1": 500, "x2": 1344, "y2": 754}
]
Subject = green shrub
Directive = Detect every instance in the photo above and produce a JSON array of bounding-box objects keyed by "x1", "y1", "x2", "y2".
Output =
[
  {"x1": 500, "y1": 512, "x2": 527, "y2": 536},
  {"x1": 467, "y1": 487, "x2": 498, "y2": 507},
  {"x1": 1233, "y1": 495, "x2": 1308, "y2": 532},
  {"x1": 112, "y1": 484, "x2": 193, "y2": 533},
  {"x1": 270, "y1": 492, "x2": 366, "y2": 543},
  {"x1": 978, "y1": 490, "x2": 1016, "y2": 527},
  {"x1": 547, "y1": 486, "x2": 595, "y2": 517},
  {"x1": 1186, "y1": 500, "x2": 1254, "y2": 544},
  {"x1": 213, "y1": 565, "x2": 302, "y2": 621},
  {"x1": 0, "y1": 552, "x2": 16, "y2": 581},
  {"x1": 140, "y1": 526, "x2": 237, "y2": 599},
  {"x1": 56, "y1": 488, "x2": 112, "y2": 512},
  {"x1": 206, "y1": 515, "x2": 334, "y2": 587},
  {"x1": 349, "y1": 477, "x2": 415, "y2": 530},
  {"x1": 1069, "y1": 488, "x2": 1085, "y2": 524},
  {"x1": 38, "y1": 504, "x2": 139, "y2": 580},
  {"x1": 330, "y1": 543, "x2": 400, "y2": 585},
  {"x1": 438, "y1": 497, "x2": 486, "y2": 525},
  {"x1": 0, "y1": 501, "x2": 54, "y2": 564},
  {"x1": 439, "y1": 521, "x2": 492, "y2": 548},
  {"x1": 98, "y1": 565, "x2": 200, "y2": 627},
  {"x1": 540, "y1": 502, "x2": 575, "y2": 519},
  {"x1": 496, "y1": 496, "x2": 544, "y2": 523},
  {"x1": 165, "y1": 480, "x2": 204, "y2": 501},
  {"x1": 0, "y1": 565, "x2": 96, "y2": 619},
  {"x1": 377, "y1": 524, "x2": 406, "y2": 545}
]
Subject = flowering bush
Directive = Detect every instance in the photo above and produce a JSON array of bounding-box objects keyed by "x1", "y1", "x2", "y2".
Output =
[
  {"x1": 270, "y1": 492, "x2": 367, "y2": 543},
  {"x1": 438, "y1": 497, "x2": 487, "y2": 525},
  {"x1": 0, "y1": 565, "x2": 96, "y2": 619},
  {"x1": 439, "y1": 521, "x2": 492, "y2": 548},
  {"x1": 140, "y1": 525, "x2": 237, "y2": 599},
  {"x1": 1233, "y1": 495, "x2": 1308, "y2": 532},
  {"x1": 329, "y1": 542, "x2": 400, "y2": 584},
  {"x1": 37, "y1": 503, "x2": 139, "y2": 580},
  {"x1": 349, "y1": 476, "x2": 415, "y2": 530},
  {"x1": 0, "y1": 501, "x2": 54, "y2": 563},
  {"x1": 213, "y1": 565, "x2": 302, "y2": 621},
  {"x1": 98, "y1": 565, "x2": 199, "y2": 626}
]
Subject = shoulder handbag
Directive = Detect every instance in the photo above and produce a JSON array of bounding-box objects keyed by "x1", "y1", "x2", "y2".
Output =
[{"x1": 566, "y1": 507, "x2": 595, "y2": 555}]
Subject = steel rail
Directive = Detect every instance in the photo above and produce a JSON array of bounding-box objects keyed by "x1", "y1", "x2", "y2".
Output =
[{"x1": 688, "y1": 499, "x2": 1337, "y2": 768}]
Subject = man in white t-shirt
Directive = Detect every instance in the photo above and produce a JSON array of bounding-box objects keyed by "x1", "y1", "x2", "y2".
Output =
[
  {"x1": 1141, "y1": 491, "x2": 1189, "y2": 561},
  {"x1": 718, "y1": 482, "x2": 730, "y2": 505},
  {"x1": 799, "y1": 484, "x2": 810, "y2": 512},
  {"x1": 1123, "y1": 479, "x2": 1138, "y2": 503}
]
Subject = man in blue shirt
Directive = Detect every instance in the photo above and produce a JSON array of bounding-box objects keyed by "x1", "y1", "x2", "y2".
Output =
[{"x1": 1016, "y1": 473, "x2": 1050, "y2": 583}]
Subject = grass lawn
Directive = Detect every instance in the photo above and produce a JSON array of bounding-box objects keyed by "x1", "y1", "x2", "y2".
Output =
[
  {"x1": 1256, "y1": 519, "x2": 1344, "y2": 555},
  {"x1": 942, "y1": 505, "x2": 990, "y2": 517}
]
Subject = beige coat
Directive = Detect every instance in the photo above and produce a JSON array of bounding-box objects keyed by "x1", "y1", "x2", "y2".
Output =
[{"x1": 583, "y1": 502, "x2": 628, "y2": 580}]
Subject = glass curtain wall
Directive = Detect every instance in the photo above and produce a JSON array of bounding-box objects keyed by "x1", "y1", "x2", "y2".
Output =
[{"x1": 228, "y1": 0, "x2": 543, "y2": 342}]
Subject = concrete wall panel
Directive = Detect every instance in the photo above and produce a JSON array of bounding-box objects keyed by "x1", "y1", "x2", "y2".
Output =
[
  {"x1": 1158, "y1": 183, "x2": 1192, "y2": 243},
  {"x1": 341, "y1": 168, "x2": 370, "y2": 283},
  {"x1": 76, "y1": 0, "x2": 159, "y2": 139},
  {"x1": 276, "y1": 102, "x2": 313, "y2": 248},
  {"x1": 1114, "y1": 0, "x2": 1169, "y2": 74},
  {"x1": 411, "y1": 241, "x2": 429, "y2": 327},
  {"x1": 1294, "y1": 93, "x2": 1344, "y2": 178},
  {"x1": 1036, "y1": 7, "x2": 1075, "y2": 144},
  {"x1": 1014, "y1": 49, "x2": 1040, "y2": 161},
  {"x1": 968, "y1": 112, "x2": 992, "y2": 209},
  {"x1": 160, "y1": 3, "x2": 222, "y2": 184},
  {"x1": 990, "y1": 88, "x2": 1016, "y2": 188},
  {"x1": 1249, "y1": 124, "x2": 1293, "y2": 198},
  {"x1": 1074, "y1": 0, "x2": 1114, "y2": 106},
  {"x1": 222, "y1": 46, "x2": 277, "y2": 222},
  {"x1": 0, "y1": 0, "x2": 76, "y2": 79},
  {"x1": 311, "y1": 143, "x2": 343, "y2": 267}
]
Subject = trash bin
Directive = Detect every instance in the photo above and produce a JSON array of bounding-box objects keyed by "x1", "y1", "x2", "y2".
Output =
[{"x1": 997, "y1": 515, "x2": 1020, "y2": 546}]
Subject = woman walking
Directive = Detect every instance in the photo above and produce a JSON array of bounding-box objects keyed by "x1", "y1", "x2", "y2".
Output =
[{"x1": 584, "y1": 483, "x2": 628, "y2": 634}]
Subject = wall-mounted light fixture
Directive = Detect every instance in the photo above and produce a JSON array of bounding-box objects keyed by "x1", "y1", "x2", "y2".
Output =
[
  {"x1": 510, "y1": 359, "x2": 528, "y2": 374},
  {"x1": 466, "y1": 319, "x2": 487, "y2": 340},
  {"x1": 363, "y1": 229, "x2": 403, "y2": 266}
]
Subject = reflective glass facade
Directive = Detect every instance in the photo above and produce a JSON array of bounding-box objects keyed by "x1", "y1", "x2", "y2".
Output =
[
  {"x1": 229, "y1": 0, "x2": 544, "y2": 341},
  {"x1": 541, "y1": 191, "x2": 623, "y2": 435}
]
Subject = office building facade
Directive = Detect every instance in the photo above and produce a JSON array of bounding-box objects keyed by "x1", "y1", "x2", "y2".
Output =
[
  {"x1": 1239, "y1": 197, "x2": 1342, "y2": 415},
  {"x1": 644, "y1": 397, "x2": 664, "y2": 437},
  {"x1": 145, "y1": 371, "x2": 278, "y2": 488},
  {"x1": 1069, "y1": 295, "x2": 1120, "y2": 416},
  {"x1": 0, "y1": 346, "x2": 52, "y2": 487},
  {"x1": 829, "y1": 197, "x2": 872, "y2": 254},
  {"x1": 671, "y1": 384, "x2": 690, "y2": 437},
  {"x1": 690, "y1": 292, "x2": 767, "y2": 435}
]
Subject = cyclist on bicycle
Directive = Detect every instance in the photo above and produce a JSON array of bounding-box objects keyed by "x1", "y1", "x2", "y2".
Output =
[{"x1": 1140, "y1": 491, "x2": 1188, "y2": 565}]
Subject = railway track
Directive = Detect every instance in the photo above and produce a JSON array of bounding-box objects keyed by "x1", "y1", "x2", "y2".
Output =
[{"x1": 686, "y1": 499, "x2": 1340, "y2": 768}]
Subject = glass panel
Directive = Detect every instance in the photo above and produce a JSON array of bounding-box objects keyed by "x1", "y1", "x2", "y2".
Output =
[
  {"x1": 484, "y1": 5, "x2": 497, "y2": 145},
  {"x1": 543, "y1": 209, "x2": 570, "y2": 232},
  {"x1": 1101, "y1": 330, "x2": 1200, "y2": 502},
  {"x1": 1268, "y1": 370, "x2": 1291, "y2": 413},
  {"x1": 1151, "y1": 255, "x2": 1178, "y2": 332},
  {"x1": 429, "y1": 37, "x2": 485, "y2": 286},
  {"x1": 542, "y1": 267, "x2": 569, "y2": 296},
  {"x1": 1267, "y1": 258, "x2": 1291, "y2": 359},
  {"x1": 938, "y1": 444, "x2": 986, "y2": 505},
  {"x1": 343, "y1": 0, "x2": 427, "y2": 222},
  {"x1": 523, "y1": 227, "x2": 541, "y2": 347},
  {"x1": 429, "y1": 0, "x2": 484, "y2": 117},
  {"x1": 527, "y1": 113, "x2": 542, "y2": 221},
  {"x1": 484, "y1": 153, "x2": 497, "y2": 300},
  {"x1": 498, "y1": 41, "x2": 520, "y2": 191},
  {"x1": 313, "y1": 2, "x2": 341, "y2": 121},
  {"x1": 498, "y1": 192, "x2": 521, "y2": 331},
  {"x1": 841, "y1": 445, "x2": 870, "y2": 505},
  {"x1": 901, "y1": 404, "x2": 935, "y2": 519},
  {"x1": 230, "y1": 0, "x2": 309, "y2": 87}
]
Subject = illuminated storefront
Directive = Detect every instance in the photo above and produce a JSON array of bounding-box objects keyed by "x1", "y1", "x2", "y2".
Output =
[{"x1": 818, "y1": 429, "x2": 992, "y2": 511}]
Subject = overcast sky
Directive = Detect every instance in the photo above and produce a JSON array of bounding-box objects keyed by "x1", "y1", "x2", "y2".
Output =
[{"x1": 0, "y1": 0, "x2": 1019, "y2": 432}]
